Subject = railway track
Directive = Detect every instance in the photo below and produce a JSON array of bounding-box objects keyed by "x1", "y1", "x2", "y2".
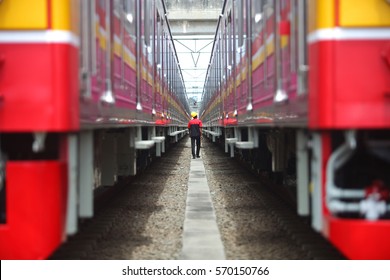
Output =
[
  {"x1": 50, "y1": 137, "x2": 345, "y2": 260},
  {"x1": 202, "y1": 139, "x2": 345, "y2": 260}
]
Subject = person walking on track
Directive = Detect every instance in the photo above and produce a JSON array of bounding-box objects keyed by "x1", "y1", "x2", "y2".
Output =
[{"x1": 188, "y1": 112, "x2": 203, "y2": 159}]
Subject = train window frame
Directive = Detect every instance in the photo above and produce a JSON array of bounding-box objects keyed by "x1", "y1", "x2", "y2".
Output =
[
  {"x1": 235, "y1": 0, "x2": 244, "y2": 48},
  {"x1": 148, "y1": 1, "x2": 156, "y2": 65},
  {"x1": 281, "y1": 0, "x2": 287, "y2": 9},
  {"x1": 219, "y1": 26, "x2": 224, "y2": 83},
  {"x1": 163, "y1": 32, "x2": 168, "y2": 83},
  {"x1": 113, "y1": 0, "x2": 125, "y2": 87},
  {"x1": 220, "y1": 29, "x2": 223, "y2": 84},
  {"x1": 290, "y1": 0, "x2": 298, "y2": 73},
  {"x1": 99, "y1": 0, "x2": 105, "y2": 10},
  {"x1": 252, "y1": 0, "x2": 263, "y2": 41},
  {"x1": 79, "y1": 0, "x2": 97, "y2": 98},
  {"x1": 144, "y1": 0, "x2": 150, "y2": 47},
  {"x1": 123, "y1": 0, "x2": 136, "y2": 41},
  {"x1": 297, "y1": 0, "x2": 308, "y2": 95},
  {"x1": 114, "y1": 0, "x2": 121, "y2": 14},
  {"x1": 227, "y1": 10, "x2": 233, "y2": 69},
  {"x1": 156, "y1": 13, "x2": 162, "y2": 67},
  {"x1": 223, "y1": 16, "x2": 228, "y2": 81}
]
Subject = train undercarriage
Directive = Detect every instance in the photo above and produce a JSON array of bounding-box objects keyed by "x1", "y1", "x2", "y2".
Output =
[
  {"x1": 0, "y1": 126, "x2": 187, "y2": 259},
  {"x1": 203, "y1": 126, "x2": 390, "y2": 259}
]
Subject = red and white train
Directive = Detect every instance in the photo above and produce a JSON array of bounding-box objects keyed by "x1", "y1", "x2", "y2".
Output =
[
  {"x1": 200, "y1": 0, "x2": 390, "y2": 259},
  {"x1": 0, "y1": 0, "x2": 189, "y2": 259}
]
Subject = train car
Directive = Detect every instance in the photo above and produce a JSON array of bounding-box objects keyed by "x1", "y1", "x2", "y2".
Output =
[
  {"x1": 0, "y1": 0, "x2": 189, "y2": 259},
  {"x1": 201, "y1": 0, "x2": 390, "y2": 259}
]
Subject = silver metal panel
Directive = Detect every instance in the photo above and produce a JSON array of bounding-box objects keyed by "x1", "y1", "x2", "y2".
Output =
[
  {"x1": 296, "y1": 130, "x2": 310, "y2": 216},
  {"x1": 79, "y1": 131, "x2": 94, "y2": 218},
  {"x1": 310, "y1": 133, "x2": 323, "y2": 232},
  {"x1": 66, "y1": 134, "x2": 78, "y2": 235}
]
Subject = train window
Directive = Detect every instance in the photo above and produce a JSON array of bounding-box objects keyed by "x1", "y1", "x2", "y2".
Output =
[
  {"x1": 252, "y1": 0, "x2": 263, "y2": 40},
  {"x1": 281, "y1": 0, "x2": 287, "y2": 9},
  {"x1": 123, "y1": 0, "x2": 136, "y2": 39},
  {"x1": 163, "y1": 32, "x2": 167, "y2": 79},
  {"x1": 79, "y1": 0, "x2": 97, "y2": 95},
  {"x1": 227, "y1": 11, "x2": 233, "y2": 69},
  {"x1": 297, "y1": 0, "x2": 308, "y2": 95},
  {"x1": 156, "y1": 13, "x2": 162, "y2": 67},
  {"x1": 160, "y1": 22, "x2": 165, "y2": 77},
  {"x1": 235, "y1": 0, "x2": 244, "y2": 48},
  {"x1": 266, "y1": 0, "x2": 273, "y2": 12},
  {"x1": 123, "y1": 0, "x2": 132, "y2": 21},
  {"x1": 99, "y1": 0, "x2": 105, "y2": 10},
  {"x1": 223, "y1": 31, "x2": 227, "y2": 79},
  {"x1": 114, "y1": 0, "x2": 120, "y2": 12},
  {"x1": 290, "y1": 0, "x2": 298, "y2": 73},
  {"x1": 166, "y1": 44, "x2": 169, "y2": 83},
  {"x1": 242, "y1": 0, "x2": 247, "y2": 42},
  {"x1": 144, "y1": 0, "x2": 150, "y2": 46},
  {"x1": 219, "y1": 32, "x2": 223, "y2": 83}
]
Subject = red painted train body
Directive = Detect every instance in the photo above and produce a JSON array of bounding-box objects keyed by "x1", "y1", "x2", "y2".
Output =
[
  {"x1": 201, "y1": 0, "x2": 390, "y2": 259},
  {"x1": 0, "y1": 0, "x2": 189, "y2": 259}
]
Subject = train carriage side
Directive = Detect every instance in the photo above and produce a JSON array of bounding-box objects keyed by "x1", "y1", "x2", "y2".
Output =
[
  {"x1": 307, "y1": 0, "x2": 390, "y2": 260},
  {"x1": 201, "y1": 0, "x2": 390, "y2": 259},
  {"x1": 0, "y1": 0, "x2": 79, "y2": 260},
  {"x1": 0, "y1": 0, "x2": 189, "y2": 259}
]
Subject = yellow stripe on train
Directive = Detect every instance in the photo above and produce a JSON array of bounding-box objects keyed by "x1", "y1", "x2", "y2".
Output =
[
  {"x1": 252, "y1": 37, "x2": 276, "y2": 72},
  {"x1": 339, "y1": 0, "x2": 390, "y2": 27},
  {"x1": 308, "y1": 0, "x2": 336, "y2": 33},
  {"x1": 0, "y1": 0, "x2": 48, "y2": 29},
  {"x1": 51, "y1": 0, "x2": 79, "y2": 33}
]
